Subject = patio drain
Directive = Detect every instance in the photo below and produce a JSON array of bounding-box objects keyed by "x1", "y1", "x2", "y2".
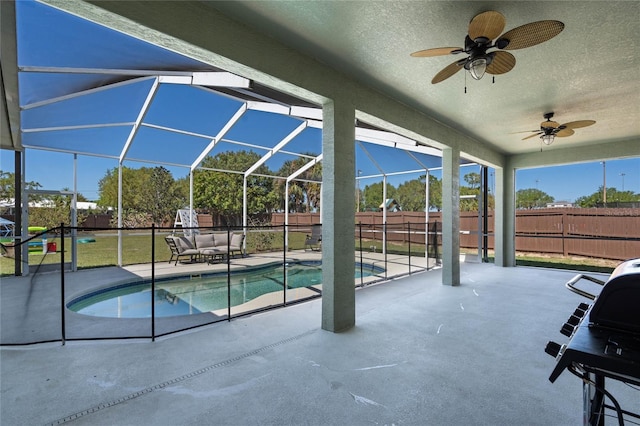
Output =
[{"x1": 46, "y1": 328, "x2": 317, "y2": 425}]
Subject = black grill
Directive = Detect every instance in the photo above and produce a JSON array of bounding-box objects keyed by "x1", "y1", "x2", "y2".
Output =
[{"x1": 546, "y1": 258, "x2": 640, "y2": 425}]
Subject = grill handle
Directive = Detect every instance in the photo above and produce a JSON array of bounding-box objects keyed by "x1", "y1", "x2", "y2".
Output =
[{"x1": 565, "y1": 274, "x2": 605, "y2": 300}]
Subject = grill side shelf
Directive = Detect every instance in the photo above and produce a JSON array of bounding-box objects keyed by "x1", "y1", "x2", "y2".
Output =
[{"x1": 548, "y1": 325, "x2": 640, "y2": 383}]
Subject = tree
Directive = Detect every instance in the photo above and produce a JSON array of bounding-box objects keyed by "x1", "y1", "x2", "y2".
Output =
[
  {"x1": 272, "y1": 156, "x2": 322, "y2": 213},
  {"x1": 458, "y1": 172, "x2": 482, "y2": 211},
  {"x1": 460, "y1": 186, "x2": 479, "y2": 212},
  {"x1": 575, "y1": 186, "x2": 640, "y2": 207},
  {"x1": 306, "y1": 180, "x2": 322, "y2": 213},
  {"x1": 28, "y1": 190, "x2": 88, "y2": 230},
  {"x1": 142, "y1": 167, "x2": 188, "y2": 225},
  {"x1": 274, "y1": 160, "x2": 304, "y2": 212},
  {"x1": 174, "y1": 175, "x2": 190, "y2": 200},
  {"x1": 97, "y1": 166, "x2": 150, "y2": 211},
  {"x1": 287, "y1": 182, "x2": 305, "y2": 213},
  {"x1": 463, "y1": 172, "x2": 481, "y2": 189},
  {"x1": 516, "y1": 188, "x2": 554, "y2": 209},
  {"x1": 0, "y1": 170, "x2": 42, "y2": 202},
  {"x1": 391, "y1": 174, "x2": 445, "y2": 212},
  {"x1": 396, "y1": 178, "x2": 426, "y2": 212},
  {"x1": 427, "y1": 174, "x2": 442, "y2": 211},
  {"x1": 1, "y1": 171, "x2": 94, "y2": 228},
  {"x1": 194, "y1": 151, "x2": 277, "y2": 225},
  {"x1": 362, "y1": 182, "x2": 397, "y2": 211},
  {"x1": 304, "y1": 164, "x2": 322, "y2": 213},
  {"x1": 394, "y1": 173, "x2": 494, "y2": 212},
  {"x1": 460, "y1": 172, "x2": 498, "y2": 211},
  {"x1": 98, "y1": 166, "x2": 187, "y2": 226}
]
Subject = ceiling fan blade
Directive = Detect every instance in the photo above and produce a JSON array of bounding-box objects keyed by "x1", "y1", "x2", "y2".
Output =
[
  {"x1": 561, "y1": 120, "x2": 596, "y2": 129},
  {"x1": 431, "y1": 60, "x2": 464, "y2": 84},
  {"x1": 411, "y1": 47, "x2": 463, "y2": 57},
  {"x1": 522, "y1": 132, "x2": 543, "y2": 140},
  {"x1": 486, "y1": 51, "x2": 516, "y2": 75},
  {"x1": 511, "y1": 130, "x2": 540, "y2": 134},
  {"x1": 468, "y1": 11, "x2": 506, "y2": 41},
  {"x1": 501, "y1": 20, "x2": 564, "y2": 50},
  {"x1": 556, "y1": 128, "x2": 575, "y2": 137}
]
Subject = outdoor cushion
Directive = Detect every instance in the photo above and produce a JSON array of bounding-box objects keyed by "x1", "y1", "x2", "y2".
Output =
[
  {"x1": 194, "y1": 233, "x2": 215, "y2": 249},
  {"x1": 174, "y1": 236, "x2": 195, "y2": 252},
  {"x1": 213, "y1": 232, "x2": 230, "y2": 247},
  {"x1": 230, "y1": 233, "x2": 244, "y2": 249},
  {"x1": 200, "y1": 248, "x2": 225, "y2": 258}
]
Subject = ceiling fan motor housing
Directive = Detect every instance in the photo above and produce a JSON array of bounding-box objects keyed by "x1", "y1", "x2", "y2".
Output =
[
  {"x1": 463, "y1": 35, "x2": 495, "y2": 69},
  {"x1": 495, "y1": 38, "x2": 510, "y2": 49}
]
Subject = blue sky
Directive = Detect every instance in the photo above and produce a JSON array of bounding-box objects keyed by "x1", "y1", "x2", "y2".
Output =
[
  {"x1": 2, "y1": 0, "x2": 638, "y2": 204},
  {"x1": 515, "y1": 159, "x2": 639, "y2": 202}
]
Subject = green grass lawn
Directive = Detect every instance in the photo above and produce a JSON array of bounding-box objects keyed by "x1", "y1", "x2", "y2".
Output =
[
  {"x1": 0, "y1": 231, "x2": 616, "y2": 276},
  {"x1": 515, "y1": 254, "x2": 616, "y2": 273},
  {"x1": 1, "y1": 233, "x2": 170, "y2": 275},
  {"x1": 0, "y1": 230, "x2": 311, "y2": 276}
]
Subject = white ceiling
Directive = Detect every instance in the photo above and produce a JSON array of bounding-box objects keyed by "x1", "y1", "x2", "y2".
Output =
[{"x1": 208, "y1": 1, "x2": 640, "y2": 156}]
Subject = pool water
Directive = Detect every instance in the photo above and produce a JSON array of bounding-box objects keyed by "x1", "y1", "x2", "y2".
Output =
[{"x1": 68, "y1": 262, "x2": 382, "y2": 318}]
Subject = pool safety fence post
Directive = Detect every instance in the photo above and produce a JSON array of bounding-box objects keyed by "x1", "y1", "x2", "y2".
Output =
[
  {"x1": 383, "y1": 222, "x2": 388, "y2": 280},
  {"x1": 358, "y1": 223, "x2": 363, "y2": 287},
  {"x1": 428, "y1": 221, "x2": 434, "y2": 268},
  {"x1": 283, "y1": 224, "x2": 287, "y2": 306},
  {"x1": 433, "y1": 221, "x2": 441, "y2": 267},
  {"x1": 60, "y1": 223, "x2": 66, "y2": 346},
  {"x1": 433, "y1": 220, "x2": 438, "y2": 266},
  {"x1": 424, "y1": 222, "x2": 428, "y2": 270},
  {"x1": 226, "y1": 227, "x2": 231, "y2": 321},
  {"x1": 407, "y1": 222, "x2": 412, "y2": 275},
  {"x1": 151, "y1": 224, "x2": 156, "y2": 342}
]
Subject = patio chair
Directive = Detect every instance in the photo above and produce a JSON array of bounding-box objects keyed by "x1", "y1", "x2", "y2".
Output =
[
  {"x1": 228, "y1": 232, "x2": 245, "y2": 258},
  {"x1": 165, "y1": 236, "x2": 200, "y2": 265},
  {"x1": 304, "y1": 225, "x2": 322, "y2": 251}
]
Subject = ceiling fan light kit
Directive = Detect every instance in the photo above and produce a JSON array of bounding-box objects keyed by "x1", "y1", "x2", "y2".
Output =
[
  {"x1": 542, "y1": 134, "x2": 555, "y2": 145},
  {"x1": 467, "y1": 57, "x2": 487, "y2": 80}
]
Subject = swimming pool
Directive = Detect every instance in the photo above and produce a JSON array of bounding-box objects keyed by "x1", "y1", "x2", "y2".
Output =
[{"x1": 68, "y1": 261, "x2": 383, "y2": 318}]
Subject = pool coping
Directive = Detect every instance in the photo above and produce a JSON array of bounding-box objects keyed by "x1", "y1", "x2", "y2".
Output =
[{"x1": 66, "y1": 260, "x2": 358, "y2": 319}]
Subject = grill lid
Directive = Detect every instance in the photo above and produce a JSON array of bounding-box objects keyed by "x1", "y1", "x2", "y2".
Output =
[{"x1": 590, "y1": 258, "x2": 640, "y2": 333}]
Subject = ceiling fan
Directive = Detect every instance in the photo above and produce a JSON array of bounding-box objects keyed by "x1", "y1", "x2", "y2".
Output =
[
  {"x1": 410, "y1": 11, "x2": 564, "y2": 84},
  {"x1": 519, "y1": 112, "x2": 596, "y2": 145}
]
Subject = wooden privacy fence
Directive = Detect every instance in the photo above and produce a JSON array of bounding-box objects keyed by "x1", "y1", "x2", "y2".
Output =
[
  {"x1": 271, "y1": 213, "x2": 320, "y2": 227},
  {"x1": 514, "y1": 208, "x2": 640, "y2": 261},
  {"x1": 272, "y1": 208, "x2": 640, "y2": 261}
]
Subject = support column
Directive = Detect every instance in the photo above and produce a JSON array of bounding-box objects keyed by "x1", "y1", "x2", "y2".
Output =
[
  {"x1": 494, "y1": 165, "x2": 516, "y2": 267},
  {"x1": 442, "y1": 148, "x2": 460, "y2": 286},
  {"x1": 321, "y1": 99, "x2": 356, "y2": 332}
]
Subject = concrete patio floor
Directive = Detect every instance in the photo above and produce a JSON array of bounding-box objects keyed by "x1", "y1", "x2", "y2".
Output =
[{"x1": 1, "y1": 261, "x2": 637, "y2": 425}]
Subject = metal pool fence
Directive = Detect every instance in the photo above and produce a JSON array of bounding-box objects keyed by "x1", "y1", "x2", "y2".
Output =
[{"x1": 0, "y1": 222, "x2": 440, "y2": 346}]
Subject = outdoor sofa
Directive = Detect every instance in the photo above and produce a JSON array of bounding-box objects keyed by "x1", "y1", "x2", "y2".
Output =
[{"x1": 165, "y1": 232, "x2": 245, "y2": 265}]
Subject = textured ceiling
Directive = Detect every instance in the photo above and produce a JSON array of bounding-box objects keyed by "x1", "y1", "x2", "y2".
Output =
[{"x1": 208, "y1": 1, "x2": 640, "y2": 156}]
